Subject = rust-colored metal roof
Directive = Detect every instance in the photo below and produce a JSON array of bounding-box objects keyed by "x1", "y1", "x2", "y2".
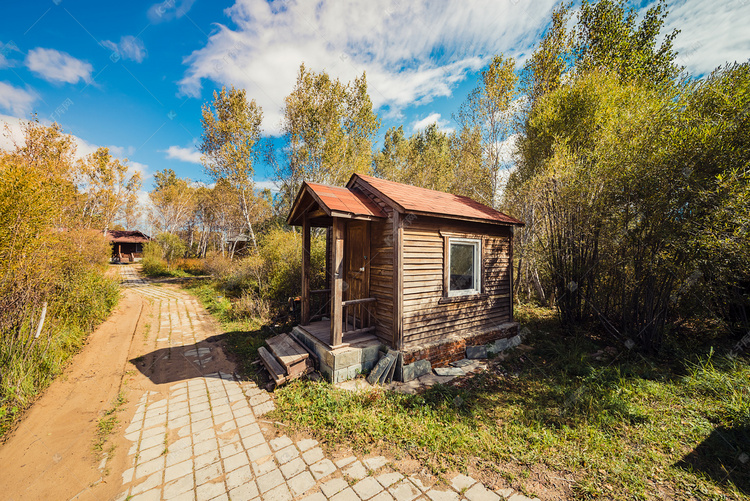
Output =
[
  {"x1": 351, "y1": 174, "x2": 524, "y2": 226},
  {"x1": 105, "y1": 230, "x2": 151, "y2": 243},
  {"x1": 287, "y1": 182, "x2": 386, "y2": 225},
  {"x1": 306, "y1": 182, "x2": 385, "y2": 218}
]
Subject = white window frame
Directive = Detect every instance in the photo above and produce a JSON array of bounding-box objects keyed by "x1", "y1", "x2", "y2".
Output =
[{"x1": 447, "y1": 237, "x2": 482, "y2": 297}]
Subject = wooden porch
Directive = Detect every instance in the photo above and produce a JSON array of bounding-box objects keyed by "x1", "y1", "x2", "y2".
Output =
[
  {"x1": 296, "y1": 319, "x2": 379, "y2": 350},
  {"x1": 300, "y1": 213, "x2": 379, "y2": 348}
]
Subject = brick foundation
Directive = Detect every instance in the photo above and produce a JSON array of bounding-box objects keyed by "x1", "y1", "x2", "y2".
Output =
[{"x1": 402, "y1": 322, "x2": 519, "y2": 367}]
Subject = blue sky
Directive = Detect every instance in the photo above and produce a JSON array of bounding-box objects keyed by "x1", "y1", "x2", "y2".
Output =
[{"x1": 1, "y1": 0, "x2": 749, "y2": 194}]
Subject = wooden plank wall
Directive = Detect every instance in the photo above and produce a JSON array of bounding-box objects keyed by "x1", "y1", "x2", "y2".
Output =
[
  {"x1": 401, "y1": 217, "x2": 512, "y2": 349},
  {"x1": 352, "y1": 187, "x2": 395, "y2": 347}
]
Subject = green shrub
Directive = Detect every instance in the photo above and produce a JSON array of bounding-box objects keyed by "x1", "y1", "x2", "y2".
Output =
[
  {"x1": 141, "y1": 241, "x2": 169, "y2": 277},
  {"x1": 203, "y1": 226, "x2": 326, "y2": 319},
  {"x1": 141, "y1": 234, "x2": 194, "y2": 278},
  {"x1": 258, "y1": 227, "x2": 326, "y2": 306},
  {"x1": 0, "y1": 125, "x2": 121, "y2": 438},
  {"x1": 155, "y1": 233, "x2": 186, "y2": 264}
]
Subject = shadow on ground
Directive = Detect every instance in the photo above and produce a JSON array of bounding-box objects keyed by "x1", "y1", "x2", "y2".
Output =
[
  {"x1": 130, "y1": 334, "x2": 236, "y2": 385},
  {"x1": 676, "y1": 425, "x2": 750, "y2": 495}
]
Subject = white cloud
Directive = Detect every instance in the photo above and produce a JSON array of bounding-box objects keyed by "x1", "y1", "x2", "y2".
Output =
[
  {"x1": 658, "y1": 0, "x2": 750, "y2": 76},
  {"x1": 179, "y1": 0, "x2": 559, "y2": 134},
  {"x1": 0, "y1": 82, "x2": 38, "y2": 116},
  {"x1": 148, "y1": 0, "x2": 197, "y2": 23},
  {"x1": 254, "y1": 179, "x2": 278, "y2": 192},
  {"x1": 101, "y1": 36, "x2": 147, "y2": 63},
  {"x1": 74, "y1": 136, "x2": 100, "y2": 158},
  {"x1": 412, "y1": 112, "x2": 454, "y2": 133},
  {"x1": 0, "y1": 114, "x2": 26, "y2": 150},
  {"x1": 25, "y1": 48, "x2": 93, "y2": 85},
  {"x1": 0, "y1": 40, "x2": 21, "y2": 69},
  {"x1": 493, "y1": 133, "x2": 519, "y2": 165},
  {"x1": 164, "y1": 145, "x2": 202, "y2": 164},
  {"x1": 129, "y1": 161, "x2": 151, "y2": 181}
]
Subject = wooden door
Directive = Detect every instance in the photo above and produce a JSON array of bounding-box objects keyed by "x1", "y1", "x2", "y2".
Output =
[{"x1": 345, "y1": 220, "x2": 370, "y2": 328}]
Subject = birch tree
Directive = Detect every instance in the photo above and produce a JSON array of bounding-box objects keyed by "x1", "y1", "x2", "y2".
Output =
[
  {"x1": 79, "y1": 147, "x2": 141, "y2": 234},
  {"x1": 454, "y1": 55, "x2": 518, "y2": 208},
  {"x1": 200, "y1": 86, "x2": 264, "y2": 250},
  {"x1": 149, "y1": 169, "x2": 195, "y2": 234},
  {"x1": 273, "y1": 64, "x2": 379, "y2": 213}
]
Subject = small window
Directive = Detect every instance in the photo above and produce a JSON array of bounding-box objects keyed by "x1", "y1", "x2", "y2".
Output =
[{"x1": 448, "y1": 238, "x2": 481, "y2": 296}]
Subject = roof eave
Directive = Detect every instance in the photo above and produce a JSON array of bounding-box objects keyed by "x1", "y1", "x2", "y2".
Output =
[
  {"x1": 404, "y1": 209, "x2": 525, "y2": 227},
  {"x1": 287, "y1": 183, "x2": 334, "y2": 226},
  {"x1": 347, "y1": 173, "x2": 405, "y2": 214}
]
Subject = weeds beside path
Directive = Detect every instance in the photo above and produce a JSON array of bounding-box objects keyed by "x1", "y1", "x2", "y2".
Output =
[
  {"x1": 269, "y1": 306, "x2": 750, "y2": 500},
  {"x1": 0, "y1": 288, "x2": 145, "y2": 501}
]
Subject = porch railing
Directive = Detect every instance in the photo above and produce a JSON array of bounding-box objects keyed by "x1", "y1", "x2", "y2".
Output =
[{"x1": 342, "y1": 297, "x2": 376, "y2": 335}]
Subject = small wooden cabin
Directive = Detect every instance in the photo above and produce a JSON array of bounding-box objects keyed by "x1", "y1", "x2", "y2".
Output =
[
  {"x1": 287, "y1": 173, "x2": 524, "y2": 381},
  {"x1": 106, "y1": 230, "x2": 150, "y2": 262}
]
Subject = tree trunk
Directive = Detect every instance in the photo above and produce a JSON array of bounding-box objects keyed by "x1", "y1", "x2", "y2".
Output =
[
  {"x1": 531, "y1": 265, "x2": 547, "y2": 306},
  {"x1": 239, "y1": 189, "x2": 258, "y2": 251},
  {"x1": 514, "y1": 255, "x2": 523, "y2": 297}
]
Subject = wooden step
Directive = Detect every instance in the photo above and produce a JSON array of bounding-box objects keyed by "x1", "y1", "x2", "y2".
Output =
[
  {"x1": 258, "y1": 346, "x2": 286, "y2": 386},
  {"x1": 266, "y1": 333, "x2": 309, "y2": 369}
]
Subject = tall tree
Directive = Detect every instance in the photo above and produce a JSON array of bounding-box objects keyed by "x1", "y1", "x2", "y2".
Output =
[
  {"x1": 573, "y1": 0, "x2": 680, "y2": 84},
  {"x1": 78, "y1": 147, "x2": 141, "y2": 234},
  {"x1": 454, "y1": 55, "x2": 518, "y2": 208},
  {"x1": 5, "y1": 116, "x2": 78, "y2": 180},
  {"x1": 273, "y1": 64, "x2": 379, "y2": 213},
  {"x1": 200, "y1": 86, "x2": 264, "y2": 250},
  {"x1": 374, "y1": 124, "x2": 454, "y2": 193},
  {"x1": 149, "y1": 168, "x2": 196, "y2": 234}
]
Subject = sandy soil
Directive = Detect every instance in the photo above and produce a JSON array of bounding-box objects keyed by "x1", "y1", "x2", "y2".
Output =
[{"x1": 0, "y1": 289, "x2": 148, "y2": 501}]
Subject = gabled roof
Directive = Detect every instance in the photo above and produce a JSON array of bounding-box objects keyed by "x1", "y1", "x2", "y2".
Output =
[
  {"x1": 105, "y1": 230, "x2": 151, "y2": 243},
  {"x1": 349, "y1": 174, "x2": 524, "y2": 226},
  {"x1": 286, "y1": 181, "x2": 386, "y2": 226},
  {"x1": 287, "y1": 174, "x2": 524, "y2": 227}
]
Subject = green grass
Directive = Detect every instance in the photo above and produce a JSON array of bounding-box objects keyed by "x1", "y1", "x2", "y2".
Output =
[
  {"x1": 267, "y1": 305, "x2": 750, "y2": 500},
  {"x1": 94, "y1": 391, "x2": 127, "y2": 455},
  {"x1": 187, "y1": 278, "x2": 750, "y2": 499}
]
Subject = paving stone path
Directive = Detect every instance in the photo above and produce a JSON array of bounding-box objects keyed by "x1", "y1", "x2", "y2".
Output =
[{"x1": 116, "y1": 266, "x2": 539, "y2": 501}]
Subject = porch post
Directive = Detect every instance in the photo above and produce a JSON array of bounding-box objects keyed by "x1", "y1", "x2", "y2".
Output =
[
  {"x1": 330, "y1": 217, "x2": 344, "y2": 346},
  {"x1": 301, "y1": 213, "x2": 311, "y2": 325}
]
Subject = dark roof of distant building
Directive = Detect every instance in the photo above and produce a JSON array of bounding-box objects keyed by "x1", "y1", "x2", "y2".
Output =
[{"x1": 105, "y1": 230, "x2": 151, "y2": 243}]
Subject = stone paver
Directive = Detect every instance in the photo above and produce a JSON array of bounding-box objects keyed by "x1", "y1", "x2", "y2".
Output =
[
  {"x1": 353, "y1": 476, "x2": 384, "y2": 499},
  {"x1": 464, "y1": 483, "x2": 501, "y2": 501},
  {"x1": 116, "y1": 266, "x2": 537, "y2": 501}
]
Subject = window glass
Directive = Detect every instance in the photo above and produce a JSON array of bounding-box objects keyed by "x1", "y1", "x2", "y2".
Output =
[{"x1": 449, "y1": 242, "x2": 476, "y2": 292}]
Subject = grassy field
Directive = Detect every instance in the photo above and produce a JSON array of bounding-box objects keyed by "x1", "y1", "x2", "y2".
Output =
[
  {"x1": 184, "y1": 280, "x2": 750, "y2": 500},
  {"x1": 270, "y1": 307, "x2": 749, "y2": 499}
]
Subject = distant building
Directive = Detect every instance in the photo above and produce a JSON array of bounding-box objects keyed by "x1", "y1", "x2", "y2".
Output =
[{"x1": 106, "y1": 230, "x2": 151, "y2": 262}]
